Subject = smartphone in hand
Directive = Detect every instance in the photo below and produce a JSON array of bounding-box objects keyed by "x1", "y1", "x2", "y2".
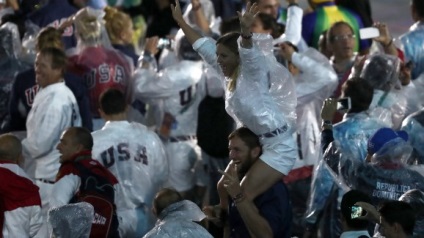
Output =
[{"x1": 359, "y1": 27, "x2": 380, "y2": 40}]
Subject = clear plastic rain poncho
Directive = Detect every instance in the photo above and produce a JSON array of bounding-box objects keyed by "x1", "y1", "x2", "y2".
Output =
[
  {"x1": 135, "y1": 30, "x2": 222, "y2": 134},
  {"x1": 304, "y1": 143, "x2": 345, "y2": 238},
  {"x1": 143, "y1": 200, "x2": 213, "y2": 238},
  {"x1": 305, "y1": 114, "x2": 389, "y2": 236},
  {"x1": 337, "y1": 137, "x2": 424, "y2": 207},
  {"x1": 400, "y1": 21, "x2": 424, "y2": 80},
  {"x1": 0, "y1": 22, "x2": 30, "y2": 130},
  {"x1": 193, "y1": 33, "x2": 298, "y2": 175},
  {"x1": 360, "y1": 53, "x2": 408, "y2": 128},
  {"x1": 194, "y1": 33, "x2": 297, "y2": 134},
  {"x1": 20, "y1": 21, "x2": 40, "y2": 64},
  {"x1": 48, "y1": 202, "x2": 94, "y2": 238},
  {"x1": 401, "y1": 109, "x2": 424, "y2": 165},
  {"x1": 294, "y1": 47, "x2": 338, "y2": 168}
]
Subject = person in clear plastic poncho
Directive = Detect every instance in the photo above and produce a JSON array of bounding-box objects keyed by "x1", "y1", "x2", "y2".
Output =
[
  {"x1": 360, "y1": 53, "x2": 418, "y2": 129},
  {"x1": 0, "y1": 22, "x2": 30, "y2": 131},
  {"x1": 48, "y1": 202, "x2": 94, "y2": 238},
  {"x1": 338, "y1": 127, "x2": 424, "y2": 207},
  {"x1": 143, "y1": 188, "x2": 212, "y2": 238},
  {"x1": 399, "y1": 0, "x2": 424, "y2": 80},
  {"x1": 401, "y1": 108, "x2": 424, "y2": 165},
  {"x1": 134, "y1": 30, "x2": 223, "y2": 203},
  {"x1": 171, "y1": 0, "x2": 298, "y2": 210},
  {"x1": 305, "y1": 77, "x2": 387, "y2": 237}
]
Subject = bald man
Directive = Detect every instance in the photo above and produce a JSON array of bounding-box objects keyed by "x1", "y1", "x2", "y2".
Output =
[{"x1": 0, "y1": 134, "x2": 42, "y2": 237}]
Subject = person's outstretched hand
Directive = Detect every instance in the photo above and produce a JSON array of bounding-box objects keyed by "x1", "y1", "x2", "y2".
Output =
[
  {"x1": 238, "y1": 2, "x2": 259, "y2": 33},
  {"x1": 373, "y1": 22, "x2": 392, "y2": 46},
  {"x1": 171, "y1": 0, "x2": 185, "y2": 26}
]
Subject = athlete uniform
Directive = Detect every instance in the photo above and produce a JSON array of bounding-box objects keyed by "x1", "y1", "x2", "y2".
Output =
[
  {"x1": 292, "y1": 48, "x2": 338, "y2": 169},
  {"x1": 68, "y1": 46, "x2": 133, "y2": 129},
  {"x1": 5, "y1": 68, "x2": 92, "y2": 132},
  {"x1": 22, "y1": 81, "x2": 81, "y2": 236},
  {"x1": 134, "y1": 59, "x2": 222, "y2": 194},
  {"x1": 27, "y1": 0, "x2": 78, "y2": 49},
  {"x1": 0, "y1": 162, "x2": 42, "y2": 237},
  {"x1": 193, "y1": 34, "x2": 298, "y2": 175},
  {"x1": 91, "y1": 121, "x2": 168, "y2": 237}
]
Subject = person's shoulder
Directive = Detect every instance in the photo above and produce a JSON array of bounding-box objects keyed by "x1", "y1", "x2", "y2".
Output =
[
  {"x1": 259, "y1": 180, "x2": 289, "y2": 201},
  {"x1": 56, "y1": 162, "x2": 79, "y2": 180}
]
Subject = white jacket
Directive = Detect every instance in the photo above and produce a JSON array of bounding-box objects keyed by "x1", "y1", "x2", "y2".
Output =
[{"x1": 22, "y1": 82, "x2": 81, "y2": 180}]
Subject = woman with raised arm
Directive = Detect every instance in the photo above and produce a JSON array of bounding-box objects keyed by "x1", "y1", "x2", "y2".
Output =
[{"x1": 171, "y1": 1, "x2": 298, "y2": 211}]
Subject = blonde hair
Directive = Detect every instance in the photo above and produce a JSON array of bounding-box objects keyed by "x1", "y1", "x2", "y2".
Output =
[
  {"x1": 103, "y1": 6, "x2": 132, "y2": 44},
  {"x1": 228, "y1": 67, "x2": 240, "y2": 91},
  {"x1": 74, "y1": 8, "x2": 102, "y2": 42}
]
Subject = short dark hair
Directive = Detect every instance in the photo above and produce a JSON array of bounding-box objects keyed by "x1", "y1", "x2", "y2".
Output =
[
  {"x1": 219, "y1": 16, "x2": 240, "y2": 35},
  {"x1": 99, "y1": 88, "x2": 127, "y2": 115},
  {"x1": 379, "y1": 201, "x2": 416, "y2": 235},
  {"x1": 38, "y1": 47, "x2": 68, "y2": 70},
  {"x1": 327, "y1": 21, "x2": 354, "y2": 43},
  {"x1": 342, "y1": 77, "x2": 373, "y2": 113},
  {"x1": 228, "y1": 127, "x2": 261, "y2": 151},
  {"x1": 68, "y1": 127, "x2": 93, "y2": 150},
  {"x1": 0, "y1": 134, "x2": 22, "y2": 162},
  {"x1": 153, "y1": 188, "x2": 183, "y2": 216},
  {"x1": 216, "y1": 32, "x2": 240, "y2": 55},
  {"x1": 340, "y1": 189, "x2": 371, "y2": 229},
  {"x1": 413, "y1": 0, "x2": 424, "y2": 18},
  {"x1": 36, "y1": 26, "x2": 64, "y2": 51}
]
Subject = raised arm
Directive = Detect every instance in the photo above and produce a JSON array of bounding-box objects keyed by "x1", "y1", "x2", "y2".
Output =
[
  {"x1": 188, "y1": 0, "x2": 212, "y2": 34},
  {"x1": 274, "y1": 0, "x2": 303, "y2": 45},
  {"x1": 171, "y1": 0, "x2": 202, "y2": 45},
  {"x1": 373, "y1": 22, "x2": 399, "y2": 57},
  {"x1": 238, "y1": 2, "x2": 259, "y2": 49}
]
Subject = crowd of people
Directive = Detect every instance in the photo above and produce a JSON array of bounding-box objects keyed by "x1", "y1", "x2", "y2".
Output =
[{"x1": 1, "y1": 0, "x2": 424, "y2": 237}]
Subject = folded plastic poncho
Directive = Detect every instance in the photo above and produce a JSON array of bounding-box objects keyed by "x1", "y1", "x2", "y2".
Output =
[
  {"x1": 143, "y1": 200, "x2": 212, "y2": 238},
  {"x1": 48, "y1": 202, "x2": 94, "y2": 238},
  {"x1": 361, "y1": 53, "x2": 408, "y2": 129}
]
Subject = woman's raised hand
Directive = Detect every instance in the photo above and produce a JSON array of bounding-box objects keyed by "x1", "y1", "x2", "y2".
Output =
[{"x1": 238, "y1": 2, "x2": 260, "y2": 33}]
